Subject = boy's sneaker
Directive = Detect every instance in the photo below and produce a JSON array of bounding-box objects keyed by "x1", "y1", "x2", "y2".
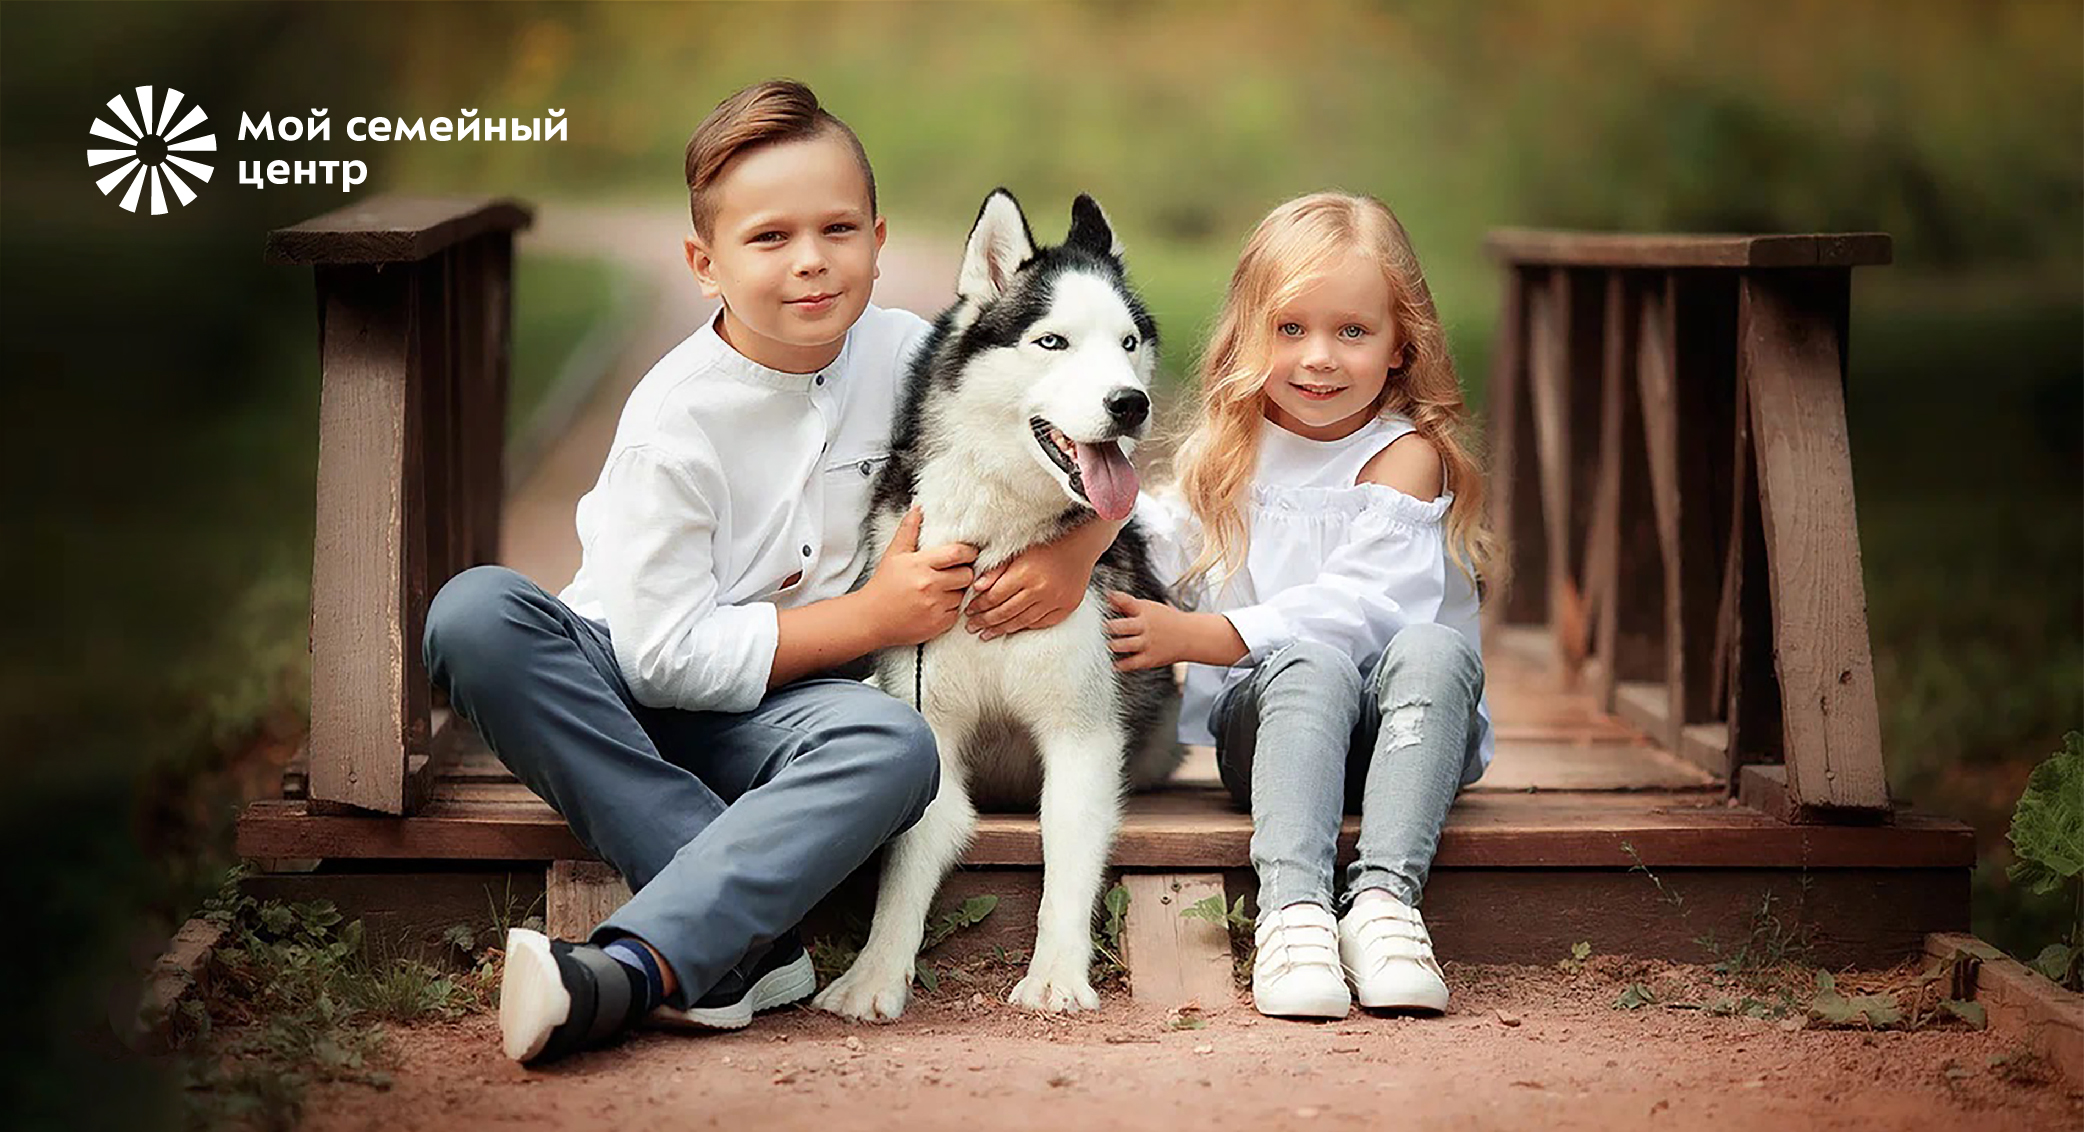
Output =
[
  {"x1": 499, "y1": 928, "x2": 649, "y2": 1064},
  {"x1": 1250, "y1": 902, "x2": 1350, "y2": 1019},
  {"x1": 650, "y1": 933, "x2": 817, "y2": 1030},
  {"x1": 1338, "y1": 890, "x2": 1448, "y2": 1012}
]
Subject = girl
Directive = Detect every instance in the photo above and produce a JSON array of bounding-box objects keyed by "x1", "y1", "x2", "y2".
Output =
[{"x1": 1106, "y1": 192, "x2": 1500, "y2": 1020}]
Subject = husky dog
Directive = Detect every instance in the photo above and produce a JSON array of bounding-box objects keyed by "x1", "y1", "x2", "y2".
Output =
[{"x1": 812, "y1": 190, "x2": 1184, "y2": 1021}]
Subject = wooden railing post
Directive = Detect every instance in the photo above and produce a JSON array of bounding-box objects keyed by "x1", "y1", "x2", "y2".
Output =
[
  {"x1": 1482, "y1": 230, "x2": 1892, "y2": 819},
  {"x1": 1737, "y1": 268, "x2": 1887, "y2": 812},
  {"x1": 267, "y1": 197, "x2": 534, "y2": 815}
]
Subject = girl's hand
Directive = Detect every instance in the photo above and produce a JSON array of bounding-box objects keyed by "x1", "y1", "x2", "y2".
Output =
[
  {"x1": 1105, "y1": 591, "x2": 1251, "y2": 671},
  {"x1": 1105, "y1": 591, "x2": 1193, "y2": 671},
  {"x1": 967, "y1": 518, "x2": 1124, "y2": 640}
]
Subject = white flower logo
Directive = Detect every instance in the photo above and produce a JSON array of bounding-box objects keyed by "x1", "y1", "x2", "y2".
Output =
[{"x1": 87, "y1": 85, "x2": 216, "y2": 215}]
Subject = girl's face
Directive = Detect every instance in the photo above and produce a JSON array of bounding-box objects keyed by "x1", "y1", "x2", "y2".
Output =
[{"x1": 1260, "y1": 252, "x2": 1403, "y2": 441}]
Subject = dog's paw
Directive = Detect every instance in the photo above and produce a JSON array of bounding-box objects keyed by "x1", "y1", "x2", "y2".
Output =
[
  {"x1": 1007, "y1": 968, "x2": 1101, "y2": 1013},
  {"x1": 812, "y1": 958, "x2": 911, "y2": 1022}
]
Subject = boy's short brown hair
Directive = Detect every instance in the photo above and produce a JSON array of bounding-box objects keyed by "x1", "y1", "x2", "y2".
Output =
[{"x1": 684, "y1": 79, "x2": 878, "y2": 239}]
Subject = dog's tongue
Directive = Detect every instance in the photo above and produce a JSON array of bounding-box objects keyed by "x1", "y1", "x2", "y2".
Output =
[{"x1": 1073, "y1": 440, "x2": 1139, "y2": 521}]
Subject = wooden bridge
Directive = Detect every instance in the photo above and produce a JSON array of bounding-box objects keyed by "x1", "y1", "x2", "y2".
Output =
[{"x1": 235, "y1": 198, "x2": 1970, "y2": 1005}]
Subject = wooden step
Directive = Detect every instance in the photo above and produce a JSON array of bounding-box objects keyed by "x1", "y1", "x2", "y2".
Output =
[{"x1": 238, "y1": 782, "x2": 1970, "y2": 870}]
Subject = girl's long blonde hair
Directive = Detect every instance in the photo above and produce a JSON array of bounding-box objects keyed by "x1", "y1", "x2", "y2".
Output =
[{"x1": 1171, "y1": 192, "x2": 1502, "y2": 597}]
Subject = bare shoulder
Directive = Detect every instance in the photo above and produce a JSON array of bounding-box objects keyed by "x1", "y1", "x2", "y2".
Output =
[{"x1": 1357, "y1": 432, "x2": 1444, "y2": 500}]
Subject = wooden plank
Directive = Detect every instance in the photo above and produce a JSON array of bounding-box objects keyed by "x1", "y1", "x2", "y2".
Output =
[
  {"x1": 308, "y1": 264, "x2": 421, "y2": 815},
  {"x1": 1612, "y1": 682, "x2": 1733, "y2": 780},
  {"x1": 1421, "y1": 867, "x2": 1961, "y2": 969},
  {"x1": 236, "y1": 790, "x2": 1974, "y2": 869},
  {"x1": 1121, "y1": 873, "x2": 1235, "y2": 1011},
  {"x1": 1737, "y1": 763, "x2": 1793, "y2": 823},
  {"x1": 1725, "y1": 369, "x2": 1785, "y2": 773},
  {"x1": 1739, "y1": 270, "x2": 1889, "y2": 812},
  {"x1": 1591, "y1": 272, "x2": 1663, "y2": 711},
  {"x1": 1668, "y1": 273, "x2": 1738, "y2": 732},
  {"x1": 1926, "y1": 933, "x2": 2084, "y2": 1084},
  {"x1": 1634, "y1": 283, "x2": 1682, "y2": 752},
  {"x1": 1533, "y1": 268, "x2": 1575, "y2": 662},
  {"x1": 462, "y1": 232, "x2": 512, "y2": 565},
  {"x1": 1678, "y1": 724, "x2": 1731, "y2": 782},
  {"x1": 1637, "y1": 275, "x2": 1736, "y2": 747},
  {"x1": 417, "y1": 249, "x2": 455, "y2": 595},
  {"x1": 1485, "y1": 230, "x2": 1893, "y2": 270},
  {"x1": 1488, "y1": 267, "x2": 1546, "y2": 625},
  {"x1": 1561, "y1": 269, "x2": 1607, "y2": 671},
  {"x1": 265, "y1": 196, "x2": 533, "y2": 266},
  {"x1": 1480, "y1": 739, "x2": 1717, "y2": 792},
  {"x1": 243, "y1": 866, "x2": 548, "y2": 960},
  {"x1": 546, "y1": 860, "x2": 631, "y2": 942}
]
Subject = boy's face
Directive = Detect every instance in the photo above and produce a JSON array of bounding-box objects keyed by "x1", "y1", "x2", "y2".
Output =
[{"x1": 685, "y1": 131, "x2": 885, "y2": 374}]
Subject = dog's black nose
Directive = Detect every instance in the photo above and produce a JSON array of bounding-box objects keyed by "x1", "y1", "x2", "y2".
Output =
[{"x1": 1104, "y1": 388, "x2": 1149, "y2": 430}]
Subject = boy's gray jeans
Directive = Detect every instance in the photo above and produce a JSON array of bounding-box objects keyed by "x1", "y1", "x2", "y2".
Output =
[
  {"x1": 1213, "y1": 624, "x2": 1485, "y2": 920},
  {"x1": 422, "y1": 566, "x2": 939, "y2": 1008}
]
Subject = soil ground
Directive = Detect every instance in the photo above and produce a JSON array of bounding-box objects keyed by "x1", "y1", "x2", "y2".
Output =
[{"x1": 296, "y1": 957, "x2": 2081, "y2": 1132}]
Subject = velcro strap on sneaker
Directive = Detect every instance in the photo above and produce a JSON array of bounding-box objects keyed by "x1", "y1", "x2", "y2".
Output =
[{"x1": 566, "y1": 945, "x2": 637, "y2": 1045}]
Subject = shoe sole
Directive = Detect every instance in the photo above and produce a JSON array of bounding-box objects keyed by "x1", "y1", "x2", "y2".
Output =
[
  {"x1": 500, "y1": 929, "x2": 572, "y2": 1063},
  {"x1": 1354, "y1": 977, "x2": 1449, "y2": 1013},
  {"x1": 1253, "y1": 994, "x2": 1351, "y2": 1020},
  {"x1": 652, "y1": 951, "x2": 819, "y2": 1031}
]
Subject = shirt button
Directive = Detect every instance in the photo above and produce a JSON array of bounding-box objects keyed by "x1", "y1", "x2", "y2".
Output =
[
  {"x1": 800, "y1": 544, "x2": 813, "y2": 557},
  {"x1": 814, "y1": 374, "x2": 826, "y2": 386},
  {"x1": 858, "y1": 460, "x2": 872, "y2": 476}
]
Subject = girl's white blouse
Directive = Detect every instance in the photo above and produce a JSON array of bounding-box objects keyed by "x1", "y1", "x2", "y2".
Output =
[{"x1": 1135, "y1": 414, "x2": 1493, "y2": 780}]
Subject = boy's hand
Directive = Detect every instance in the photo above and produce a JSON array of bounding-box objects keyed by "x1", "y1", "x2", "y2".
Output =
[
  {"x1": 861, "y1": 507, "x2": 978, "y2": 647},
  {"x1": 967, "y1": 517, "x2": 1123, "y2": 640}
]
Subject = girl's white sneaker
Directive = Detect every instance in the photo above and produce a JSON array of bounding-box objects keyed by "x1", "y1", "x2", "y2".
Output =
[
  {"x1": 1338, "y1": 890, "x2": 1449, "y2": 1012},
  {"x1": 1250, "y1": 902, "x2": 1351, "y2": 1019}
]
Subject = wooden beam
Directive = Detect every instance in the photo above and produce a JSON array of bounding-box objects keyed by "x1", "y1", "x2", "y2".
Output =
[
  {"x1": 1590, "y1": 272, "x2": 1663, "y2": 712},
  {"x1": 546, "y1": 860, "x2": 631, "y2": 943},
  {"x1": 1121, "y1": 874, "x2": 1235, "y2": 1011},
  {"x1": 461, "y1": 233, "x2": 512, "y2": 566},
  {"x1": 1925, "y1": 934, "x2": 2084, "y2": 1083},
  {"x1": 1637, "y1": 274, "x2": 1737, "y2": 748},
  {"x1": 1487, "y1": 267, "x2": 1546, "y2": 626},
  {"x1": 265, "y1": 196, "x2": 533, "y2": 266},
  {"x1": 1526, "y1": 269, "x2": 1605, "y2": 669},
  {"x1": 1739, "y1": 270, "x2": 1890, "y2": 812},
  {"x1": 1724, "y1": 367, "x2": 1785, "y2": 777},
  {"x1": 1485, "y1": 230, "x2": 1893, "y2": 270},
  {"x1": 308, "y1": 264, "x2": 422, "y2": 815},
  {"x1": 236, "y1": 790, "x2": 1974, "y2": 869}
]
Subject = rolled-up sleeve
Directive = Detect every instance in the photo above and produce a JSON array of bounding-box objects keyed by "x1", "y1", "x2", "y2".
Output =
[
  {"x1": 1220, "y1": 488, "x2": 1451, "y2": 666},
  {"x1": 591, "y1": 445, "x2": 778, "y2": 712}
]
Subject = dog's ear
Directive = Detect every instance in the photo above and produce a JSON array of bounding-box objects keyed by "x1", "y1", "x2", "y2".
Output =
[
  {"x1": 1066, "y1": 194, "x2": 1124, "y2": 260},
  {"x1": 958, "y1": 188, "x2": 1037, "y2": 303}
]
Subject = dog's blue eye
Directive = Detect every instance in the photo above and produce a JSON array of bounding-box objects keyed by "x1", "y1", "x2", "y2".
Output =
[
  {"x1": 1035, "y1": 334, "x2": 1068, "y2": 350},
  {"x1": 1121, "y1": 334, "x2": 1138, "y2": 351}
]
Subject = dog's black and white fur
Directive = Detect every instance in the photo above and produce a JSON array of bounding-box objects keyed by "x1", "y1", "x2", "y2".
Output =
[{"x1": 812, "y1": 190, "x2": 1184, "y2": 1020}]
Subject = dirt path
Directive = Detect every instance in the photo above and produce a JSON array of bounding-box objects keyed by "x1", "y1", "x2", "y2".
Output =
[
  {"x1": 302, "y1": 959, "x2": 2078, "y2": 1131},
  {"x1": 500, "y1": 203, "x2": 956, "y2": 591}
]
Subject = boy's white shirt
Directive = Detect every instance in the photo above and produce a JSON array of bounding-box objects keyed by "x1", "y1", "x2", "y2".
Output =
[
  {"x1": 1136, "y1": 414, "x2": 1495, "y2": 779},
  {"x1": 558, "y1": 303, "x2": 932, "y2": 713}
]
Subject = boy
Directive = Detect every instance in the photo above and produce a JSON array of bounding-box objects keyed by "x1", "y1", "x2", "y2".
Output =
[{"x1": 423, "y1": 80, "x2": 1118, "y2": 1065}]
